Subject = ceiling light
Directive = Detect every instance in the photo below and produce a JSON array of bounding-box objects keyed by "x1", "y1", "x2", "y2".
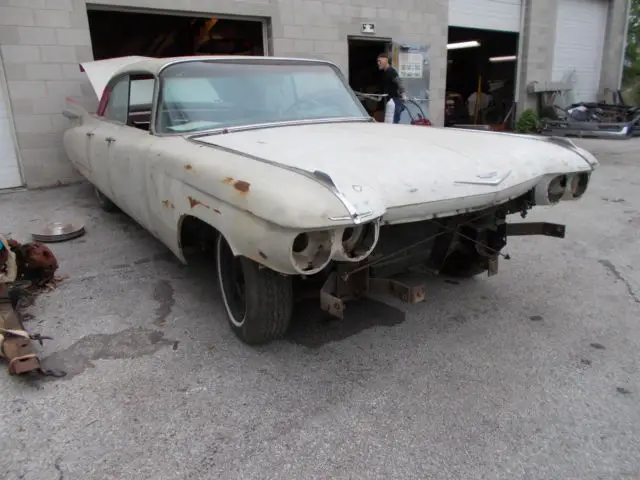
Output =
[
  {"x1": 447, "y1": 40, "x2": 481, "y2": 50},
  {"x1": 489, "y1": 55, "x2": 517, "y2": 62}
]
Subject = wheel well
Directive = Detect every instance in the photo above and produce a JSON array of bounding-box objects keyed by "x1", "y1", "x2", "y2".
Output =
[{"x1": 179, "y1": 215, "x2": 220, "y2": 264}]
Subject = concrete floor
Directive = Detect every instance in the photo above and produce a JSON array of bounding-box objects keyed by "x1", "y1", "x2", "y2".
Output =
[{"x1": 1, "y1": 138, "x2": 640, "y2": 480}]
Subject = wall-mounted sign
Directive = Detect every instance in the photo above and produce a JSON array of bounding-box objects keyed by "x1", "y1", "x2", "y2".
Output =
[{"x1": 361, "y1": 23, "x2": 375, "y2": 34}]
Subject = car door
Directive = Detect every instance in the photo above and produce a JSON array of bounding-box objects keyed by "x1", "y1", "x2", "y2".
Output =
[
  {"x1": 88, "y1": 75, "x2": 129, "y2": 204},
  {"x1": 89, "y1": 74, "x2": 156, "y2": 229}
]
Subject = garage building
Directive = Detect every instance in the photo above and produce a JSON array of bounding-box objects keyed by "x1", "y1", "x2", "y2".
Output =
[{"x1": 0, "y1": 0, "x2": 631, "y2": 189}]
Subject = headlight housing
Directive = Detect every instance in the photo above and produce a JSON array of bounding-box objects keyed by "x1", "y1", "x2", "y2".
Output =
[
  {"x1": 534, "y1": 171, "x2": 591, "y2": 205},
  {"x1": 288, "y1": 219, "x2": 381, "y2": 274}
]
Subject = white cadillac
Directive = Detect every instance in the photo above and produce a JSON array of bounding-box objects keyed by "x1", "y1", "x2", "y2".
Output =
[{"x1": 62, "y1": 55, "x2": 598, "y2": 345}]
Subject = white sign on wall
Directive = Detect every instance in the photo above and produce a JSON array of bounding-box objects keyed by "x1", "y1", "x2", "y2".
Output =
[
  {"x1": 398, "y1": 53, "x2": 424, "y2": 79},
  {"x1": 361, "y1": 23, "x2": 375, "y2": 34}
]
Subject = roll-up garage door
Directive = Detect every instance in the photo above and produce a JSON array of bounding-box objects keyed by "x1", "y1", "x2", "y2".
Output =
[
  {"x1": 551, "y1": 0, "x2": 609, "y2": 103},
  {"x1": 448, "y1": 0, "x2": 523, "y2": 32}
]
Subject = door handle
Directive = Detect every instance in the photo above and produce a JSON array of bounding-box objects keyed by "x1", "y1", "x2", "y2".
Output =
[
  {"x1": 86, "y1": 132, "x2": 94, "y2": 137},
  {"x1": 105, "y1": 137, "x2": 115, "y2": 143}
]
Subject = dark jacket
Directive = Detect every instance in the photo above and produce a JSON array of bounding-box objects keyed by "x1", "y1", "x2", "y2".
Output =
[{"x1": 381, "y1": 66, "x2": 405, "y2": 99}]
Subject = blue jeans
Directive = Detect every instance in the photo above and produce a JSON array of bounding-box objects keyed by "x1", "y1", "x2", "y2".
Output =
[{"x1": 392, "y1": 98, "x2": 406, "y2": 124}]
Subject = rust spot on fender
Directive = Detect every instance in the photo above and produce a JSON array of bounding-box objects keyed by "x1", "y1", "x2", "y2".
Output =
[
  {"x1": 258, "y1": 250, "x2": 267, "y2": 260},
  {"x1": 233, "y1": 180, "x2": 250, "y2": 193},
  {"x1": 187, "y1": 196, "x2": 210, "y2": 209},
  {"x1": 161, "y1": 200, "x2": 174, "y2": 209},
  {"x1": 184, "y1": 164, "x2": 193, "y2": 171},
  {"x1": 222, "y1": 177, "x2": 234, "y2": 184}
]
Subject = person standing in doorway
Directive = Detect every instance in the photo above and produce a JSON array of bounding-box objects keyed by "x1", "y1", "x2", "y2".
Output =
[{"x1": 376, "y1": 53, "x2": 408, "y2": 124}]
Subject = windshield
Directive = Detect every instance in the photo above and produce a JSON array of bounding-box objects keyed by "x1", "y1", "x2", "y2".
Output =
[{"x1": 155, "y1": 60, "x2": 369, "y2": 134}]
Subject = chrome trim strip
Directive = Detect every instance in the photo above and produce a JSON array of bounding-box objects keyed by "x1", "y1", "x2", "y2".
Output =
[
  {"x1": 187, "y1": 138, "x2": 374, "y2": 224},
  {"x1": 179, "y1": 117, "x2": 373, "y2": 138}
]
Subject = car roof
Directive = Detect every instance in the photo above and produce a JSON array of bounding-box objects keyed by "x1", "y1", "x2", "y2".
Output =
[
  {"x1": 117, "y1": 55, "x2": 334, "y2": 76},
  {"x1": 79, "y1": 55, "x2": 338, "y2": 99}
]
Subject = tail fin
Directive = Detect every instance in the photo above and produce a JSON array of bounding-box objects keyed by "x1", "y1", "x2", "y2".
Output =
[{"x1": 62, "y1": 97, "x2": 89, "y2": 121}]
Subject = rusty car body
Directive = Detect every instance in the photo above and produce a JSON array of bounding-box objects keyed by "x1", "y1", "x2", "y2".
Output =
[{"x1": 62, "y1": 55, "x2": 598, "y2": 345}]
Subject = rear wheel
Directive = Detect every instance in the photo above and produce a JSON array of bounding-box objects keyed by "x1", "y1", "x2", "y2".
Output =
[
  {"x1": 216, "y1": 234, "x2": 293, "y2": 345},
  {"x1": 94, "y1": 186, "x2": 119, "y2": 213}
]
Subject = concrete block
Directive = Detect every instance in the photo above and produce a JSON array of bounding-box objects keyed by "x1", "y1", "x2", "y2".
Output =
[
  {"x1": 0, "y1": 7, "x2": 35, "y2": 26},
  {"x1": 18, "y1": 26, "x2": 56, "y2": 45},
  {"x1": 75, "y1": 46, "x2": 94, "y2": 62},
  {"x1": 7, "y1": 0, "x2": 47, "y2": 8},
  {"x1": 325, "y1": 3, "x2": 343, "y2": 17},
  {"x1": 61, "y1": 63, "x2": 85, "y2": 80},
  {"x1": 44, "y1": 0, "x2": 73, "y2": 10},
  {"x1": 8, "y1": 99, "x2": 35, "y2": 116},
  {"x1": 0, "y1": 45, "x2": 41, "y2": 64},
  {"x1": 45, "y1": 80, "x2": 83, "y2": 97},
  {"x1": 273, "y1": 38, "x2": 295, "y2": 53},
  {"x1": 40, "y1": 46, "x2": 78, "y2": 63},
  {"x1": 0, "y1": 26, "x2": 20, "y2": 44},
  {"x1": 306, "y1": 26, "x2": 338, "y2": 40},
  {"x1": 26, "y1": 63, "x2": 63, "y2": 80},
  {"x1": 21, "y1": 148, "x2": 82, "y2": 188},
  {"x1": 394, "y1": 10, "x2": 408, "y2": 21},
  {"x1": 17, "y1": 132, "x2": 63, "y2": 151},
  {"x1": 3, "y1": 64, "x2": 27, "y2": 81},
  {"x1": 55, "y1": 28, "x2": 91, "y2": 46},
  {"x1": 314, "y1": 40, "x2": 339, "y2": 55},
  {"x1": 283, "y1": 26, "x2": 304, "y2": 38},
  {"x1": 69, "y1": 10, "x2": 90, "y2": 29},
  {"x1": 377, "y1": 8, "x2": 393, "y2": 19},
  {"x1": 360, "y1": 7, "x2": 377, "y2": 18},
  {"x1": 34, "y1": 9, "x2": 71, "y2": 28},
  {"x1": 13, "y1": 114, "x2": 53, "y2": 133},
  {"x1": 31, "y1": 96, "x2": 66, "y2": 114},
  {"x1": 294, "y1": 39, "x2": 314, "y2": 53}
]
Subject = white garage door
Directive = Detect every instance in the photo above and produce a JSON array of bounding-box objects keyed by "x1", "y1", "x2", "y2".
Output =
[
  {"x1": 449, "y1": 0, "x2": 523, "y2": 32},
  {"x1": 0, "y1": 61, "x2": 22, "y2": 189},
  {"x1": 552, "y1": 0, "x2": 608, "y2": 104}
]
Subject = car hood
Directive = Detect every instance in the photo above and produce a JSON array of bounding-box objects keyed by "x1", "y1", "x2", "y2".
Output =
[{"x1": 192, "y1": 122, "x2": 597, "y2": 223}]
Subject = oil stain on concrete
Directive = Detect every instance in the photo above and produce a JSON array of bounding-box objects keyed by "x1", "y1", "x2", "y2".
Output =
[
  {"x1": 153, "y1": 279, "x2": 175, "y2": 325},
  {"x1": 41, "y1": 327, "x2": 175, "y2": 380},
  {"x1": 286, "y1": 298, "x2": 405, "y2": 348}
]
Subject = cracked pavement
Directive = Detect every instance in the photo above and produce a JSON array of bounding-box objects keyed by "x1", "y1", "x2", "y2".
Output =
[{"x1": 1, "y1": 138, "x2": 640, "y2": 479}]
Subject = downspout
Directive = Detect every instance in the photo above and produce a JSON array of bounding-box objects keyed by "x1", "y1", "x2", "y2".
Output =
[
  {"x1": 617, "y1": 0, "x2": 632, "y2": 92},
  {"x1": 513, "y1": 0, "x2": 527, "y2": 124}
]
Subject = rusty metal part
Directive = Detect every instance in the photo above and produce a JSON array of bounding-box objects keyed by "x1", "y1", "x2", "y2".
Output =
[
  {"x1": 369, "y1": 278, "x2": 426, "y2": 303},
  {"x1": 320, "y1": 264, "x2": 426, "y2": 319},
  {"x1": 506, "y1": 222, "x2": 566, "y2": 238},
  {"x1": 320, "y1": 272, "x2": 346, "y2": 319},
  {"x1": 487, "y1": 255, "x2": 499, "y2": 276},
  {"x1": 31, "y1": 220, "x2": 85, "y2": 243},
  {"x1": 0, "y1": 284, "x2": 64, "y2": 377}
]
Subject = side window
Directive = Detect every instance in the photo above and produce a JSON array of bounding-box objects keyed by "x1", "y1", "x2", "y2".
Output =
[
  {"x1": 129, "y1": 77, "x2": 154, "y2": 108},
  {"x1": 104, "y1": 77, "x2": 130, "y2": 124}
]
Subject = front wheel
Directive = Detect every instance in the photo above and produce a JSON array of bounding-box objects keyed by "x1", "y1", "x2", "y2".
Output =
[{"x1": 216, "y1": 234, "x2": 293, "y2": 345}]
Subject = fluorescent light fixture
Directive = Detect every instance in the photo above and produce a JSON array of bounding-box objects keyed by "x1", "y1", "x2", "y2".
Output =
[
  {"x1": 489, "y1": 55, "x2": 517, "y2": 63},
  {"x1": 447, "y1": 40, "x2": 481, "y2": 50}
]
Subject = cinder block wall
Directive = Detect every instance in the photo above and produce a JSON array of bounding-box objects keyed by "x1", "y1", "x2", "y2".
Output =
[{"x1": 515, "y1": 0, "x2": 558, "y2": 115}]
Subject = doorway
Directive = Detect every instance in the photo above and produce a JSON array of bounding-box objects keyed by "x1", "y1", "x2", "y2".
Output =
[{"x1": 347, "y1": 36, "x2": 391, "y2": 119}]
